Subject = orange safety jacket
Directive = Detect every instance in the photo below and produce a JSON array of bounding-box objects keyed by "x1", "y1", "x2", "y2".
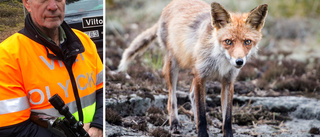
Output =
[{"x1": 0, "y1": 14, "x2": 103, "y2": 133}]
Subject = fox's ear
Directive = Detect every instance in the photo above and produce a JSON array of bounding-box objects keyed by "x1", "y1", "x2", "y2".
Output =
[
  {"x1": 211, "y1": 2, "x2": 231, "y2": 29},
  {"x1": 246, "y1": 4, "x2": 268, "y2": 31}
]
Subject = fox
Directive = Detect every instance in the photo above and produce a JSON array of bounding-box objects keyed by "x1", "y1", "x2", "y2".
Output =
[{"x1": 117, "y1": 0, "x2": 268, "y2": 136}]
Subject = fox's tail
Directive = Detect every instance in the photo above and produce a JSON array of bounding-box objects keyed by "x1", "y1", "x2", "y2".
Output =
[{"x1": 117, "y1": 22, "x2": 159, "y2": 72}]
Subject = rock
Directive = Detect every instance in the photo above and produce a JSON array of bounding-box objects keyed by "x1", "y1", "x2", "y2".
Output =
[
  {"x1": 284, "y1": 119, "x2": 320, "y2": 136},
  {"x1": 291, "y1": 99, "x2": 320, "y2": 120},
  {"x1": 106, "y1": 94, "x2": 167, "y2": 116},
  {"x1": 234, "y1": 96, "x2": 304, "y2": 113},
  {"x1": 106, "y1": 121, "x2": 147, "y2": 137},
  {"x1": 105, "y1": 122, "x2": 123, "y2": 137},
  {"x1": 106, "y1": 93, "x2": 320, "y2": 136},
  {"x1": 234, "y1": 96, "x2": 320, "y2": 120},
  {"x1": 255, "y1": 125, "x2": 277, "y2": 135}
]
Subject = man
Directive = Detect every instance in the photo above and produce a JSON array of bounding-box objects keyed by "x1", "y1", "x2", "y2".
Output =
[{"x1": 0, "y1": 0, "x2": 103, "y2": 136}]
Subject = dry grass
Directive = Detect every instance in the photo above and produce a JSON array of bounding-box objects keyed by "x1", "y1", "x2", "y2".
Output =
[
  {"x1": 106, "y1": 108, "x2": 122, "y2": 125},
  {"x1": 150, "y1": 128, "x2": 171, "y2": 137},
  {"x1": 0, "y1": 1, "x2": 24, "y2": 42},
  {"x1": 146, "y1": 106, "x2": 167, "y2": 126}
]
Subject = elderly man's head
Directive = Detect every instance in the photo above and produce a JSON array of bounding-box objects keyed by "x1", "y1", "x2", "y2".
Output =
[{"x1": 23, "y1": 0, "x2": 66, "y2": 31}]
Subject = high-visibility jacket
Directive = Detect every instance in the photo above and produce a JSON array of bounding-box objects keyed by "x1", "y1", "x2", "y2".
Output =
[{"x1": 0, "y1": 14, "x2": 103, "y2": 135}]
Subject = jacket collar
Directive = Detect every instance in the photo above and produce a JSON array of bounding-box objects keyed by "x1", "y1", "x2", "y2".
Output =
[
  {"x1": 19, "y1": 14, "x2": 85, "y2": 67},
  {"x1": 35, "y1": 25, "x2": 66, "y2": 46}
]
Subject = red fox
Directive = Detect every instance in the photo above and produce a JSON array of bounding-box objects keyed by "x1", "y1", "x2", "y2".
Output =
[{"x1": 117, "y1": 0, "x2": 268, "y2": 136}]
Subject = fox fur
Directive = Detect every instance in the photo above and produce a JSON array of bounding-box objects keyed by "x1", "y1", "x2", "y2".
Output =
[{"x1": 118, "y1": 0, "x2": 268, "y2": 137}]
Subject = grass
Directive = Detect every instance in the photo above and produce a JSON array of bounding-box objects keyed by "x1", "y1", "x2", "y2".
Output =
[
  {"x1": 150, "y1": 128, "x2": 171, "y2": 137},
  {"x1": 0, "y1": 0, "x2": 24, "y2": 42},
  {"x1": 0, "y1": 0, "x2": 24, "y2": 27},
  {"x1": 106, "y1": 108, "x2": 122, "y2": 125},
  {"x1": 107, "y1": 0, "x2": 320, "y2": 70},
  {"x1": 143, "y1": 48, "x2": 164, "y2": 71}
]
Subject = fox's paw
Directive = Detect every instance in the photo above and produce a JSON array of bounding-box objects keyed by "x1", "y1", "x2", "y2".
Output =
[
  {"x1": 198, "y1": 129, "x2": 209, "y2": 137},
  {"x1": 198, "y1": 132, "x2": 209, "y2": 137},
  {"x1": 223, "y1": 131, "x2": 234, "y2": 137},
  {"x1": 170, "y1": 119, "x2": 182, "y2": 133}
]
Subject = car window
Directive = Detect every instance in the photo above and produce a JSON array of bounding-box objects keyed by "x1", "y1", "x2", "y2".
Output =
[{"x1": 65, "y1": 0, "x2": 103, "y2": 15}]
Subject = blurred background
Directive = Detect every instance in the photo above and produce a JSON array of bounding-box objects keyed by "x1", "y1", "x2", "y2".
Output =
[
  {"x1": 0, "y1": 0, "x2": 24, "y2": 42},
  {"x1": 106, "y1": 0, "x2": 320, "y2": 136}
]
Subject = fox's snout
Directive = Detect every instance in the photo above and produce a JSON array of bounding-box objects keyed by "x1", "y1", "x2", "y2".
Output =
[
  {"x1": 235, "y1": 58, "x2": 244, "y2": 66},
  {"x1": 230, "y1": 57, "x2": 246, "y2": 68}
]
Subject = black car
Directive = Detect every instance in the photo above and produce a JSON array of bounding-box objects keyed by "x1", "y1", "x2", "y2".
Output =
[{"x1": 65, "y1": 0, "x2": 103, "y2": 60}]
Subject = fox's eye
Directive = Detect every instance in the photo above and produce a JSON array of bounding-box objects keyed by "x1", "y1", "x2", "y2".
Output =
[
  {"x1": 244, "y1": 40, "x2": 251, "y2": 45},
  {"x1": 225, "y1": 39, "x2": 232, "y2": 45}
]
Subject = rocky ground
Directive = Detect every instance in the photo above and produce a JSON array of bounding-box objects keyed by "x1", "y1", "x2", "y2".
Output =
[
  {"x1": 105, "y1": 58, "x2": 320, "y2": 136},
  {"x1": 106, "y1": 1, "x2": 320, "y2": 136},
  {"x1": 105, "y1": 27, "x2": 320, "y2": 137},
  {"x1": 106, "y1": 92, "x2": 320, "y2": 136}
]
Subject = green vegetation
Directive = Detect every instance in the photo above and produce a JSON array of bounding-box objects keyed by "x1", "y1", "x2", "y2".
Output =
[
  {"x1": 259, "y1": 0, "x2": 320, "y2": 18},
  {"x1": 0, "y1": 0, "x2": 24, "y2": 42},
  {"x1": 0, "y1": 0, "x2": 24, "y2": 29},
  {"x1": 107, "y1": 0, "x2": 320, "y2": 73},
  {"x1": 143, "y1": 48, "x2": 164, "y2": 71},
  {"x1": 208, "y1": 0, "x2": 320, "y2": 18}
]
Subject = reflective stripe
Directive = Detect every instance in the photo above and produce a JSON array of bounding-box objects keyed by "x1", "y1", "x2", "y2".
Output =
[
  {"x1": 31, "y1": 91, "x2": 96, "y2": 117},
  {"x1": 96, "y1": 70, "x2": 103, "y2": 85},
  {"x1": 74, "y1": 102, "x2": 96, "y2": 123},
  {"x1": 0, "y1": 96, "x2": 30, "y2": 115}
]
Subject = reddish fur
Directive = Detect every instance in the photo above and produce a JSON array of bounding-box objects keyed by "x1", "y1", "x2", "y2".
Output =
[
  {"x1": 193, "y1": 73, "x2": 207, "y2": 133},
  {"x1": 164, "y1": 56, "x2": 173, "y2": 115},
  {"x1": 217, "y1": 14, "x2": 262, "y2": 59},
  {"x1": 221, "y1": 81, "x2": 234, "y2": 135},
  {"x1": 160, "y1": 0, "x2": 211, "y2": 68}
]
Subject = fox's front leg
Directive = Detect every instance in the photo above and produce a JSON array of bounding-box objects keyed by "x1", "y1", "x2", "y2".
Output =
[
  {"x1": 192, "y1": 75, "x2": 208, "y2": 137},
  {"x1": 221, "y1": 80, "x2": 234, "y2": 137}
]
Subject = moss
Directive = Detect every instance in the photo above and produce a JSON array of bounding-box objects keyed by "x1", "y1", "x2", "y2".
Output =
[
  {"x1": 309, "y1": 127, "x2": 320, "y2": 135},
  {"x1": 275, "y1": 77, "x2": 319, "y2": 92},
  {"x1": 146, "y1": 106, "x2": 163, "y2": 114},
  {"x1": 258, "y1": 0, "x2": 320, "y2": 17},
  {"x1": 131, "y1": 118, "x2": 148, "y2": 131},
  {"x1": 106, "y1": 108, "x2": 122, "y2": 125},
  {"x1": 209, "y1": 111, "x2": 222, "y2": 121},
  {"x1": 281, "y1": 60, "x2": 306, "y2": 76},
  {"x1": 147, "y1": 114, "x2": 166, "y2": 126},
  {"x1": 150, "y1": 128, "x2": 171, "y2": 137},
  {"x1": 0, "y1": 26, "x2": 5, "y2": 31},
  {"x1": 146, "y1": 106, "x2": 166, "y2": 126},
  {"x1": 233, "y1": 113, "x2": 255, "y2": 126},
  {"x1": 262, "y1": 65, "x2": 284, "y2": 82},
  {"x1": 261, "y1": 59, "x2": 307, "y2": 83},
  {"x1": 0, "y1": 1, "x2": 24, "y2": 28},
  {"x1": 137, "y1": 92, "x2": 155, "y2": 101},
  {"x1": 237, "y1": 64, "x2": 258, "y2": 81}
]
